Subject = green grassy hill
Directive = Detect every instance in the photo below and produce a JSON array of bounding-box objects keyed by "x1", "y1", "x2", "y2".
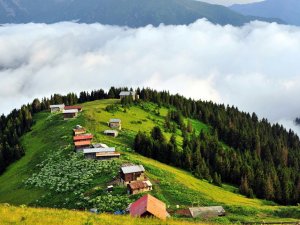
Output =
[{"x1": 0, "y1": 99, "x2": 299, "y2": 224}]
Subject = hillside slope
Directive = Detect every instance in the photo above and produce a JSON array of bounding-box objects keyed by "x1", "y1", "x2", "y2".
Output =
[
  {"x1": 0, "y1": 99, "x2": 299, "y2": 223},
  {"x1": 230, "y1": 0, "x2": 300, "y2": 26},
  {"x1": 0, "y1": 0, "x2": 282, "y2": 26}
]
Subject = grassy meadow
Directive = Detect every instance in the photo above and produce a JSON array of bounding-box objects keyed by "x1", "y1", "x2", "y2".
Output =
[{"x1": 0, "y1": 99, "x2": 299, "y2": 224}]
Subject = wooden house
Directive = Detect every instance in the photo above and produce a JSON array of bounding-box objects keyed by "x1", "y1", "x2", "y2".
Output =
[
  {"x1": 50, "y1": 104, "x2": 65, "y2": 113},
  {"x1": 108, "y1": 119, "x2": 122, "y2": 130},
  {"x1": 119, "y1": 91, "x2": 139, "y2": 100},
  {"x1": 83, "y1": 147, "x2": 120, "y2": 160},
  {"x1": 188, "y1": 206, "x2": 225, "y2": 218},
  {"x1": 127, "y1": 180, "x2": 152, "y2": 195},
  {"x1": 63, "y1": 109, "x2": 78, "y2": 120},
  {"x1": 104, "y1": 130, "x2": 118, "y2": 137},
  {"x1": 73, "y1": 134, "x2": 93, "y2": 142},
  {"x1": 73, "y1": 128, "x2": 86, "y2": 136},
  {"x1": 64, "y1": 105, "x2": 83, "y2": 112},
  {"x1": 74, "y1": 140, "x2": 91, "y2": 151},
  {"x1": 130, "y1": 194, "x2": 167, "y2": 220},
  {"x1": 120, "y1": 165, "x2": 145, "y2": 184}
]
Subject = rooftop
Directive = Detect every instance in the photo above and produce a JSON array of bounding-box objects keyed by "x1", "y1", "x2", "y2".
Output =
[
  {"x1": 64, "y1": 106, "x2": 82, "y2": 110},
  {"x1": 129, "y1": 180, "x2": 152, "y2": 190},
  {"x1": 130, "y1": 194, "x2": 166, "y2": 220},
  {"x1": 50, "y1": 104, "x2": 65, "y2": 108},
  {"x1": 73, "y1": 134, "x2": 93, "y2": 141},
  {"x1": 109, "y1": 118, "x2": 121, "y2": 123},
  {"x1": 120, "y1": 91, "x2": 135, "y2": 96},
  {"x1": 83, "y1": 147, "x2": 115, "y2": 154},
  {"x1": 104, "y1": 130, "x2": 118, "y2": 134},
  {"x1": 121, "y1": 165, "x2": 145, "y2": 174},
  {"x1": 63, "y1": 109, "x2": 78, "y2": 114},
  {"x1": 92, "y1": 143, "x2": 109, "y2": 148},
  {"x1": 74, "y1": 140, "x2": 91, "y2": 147}
]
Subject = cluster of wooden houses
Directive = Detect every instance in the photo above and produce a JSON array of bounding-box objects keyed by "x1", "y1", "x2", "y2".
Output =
[
  {"x1": 49, "y1": 104, "x2": 82, "y2": 120},
  {"x1": 50, "y1": 103, "x2": 225, "y2": 221},
  {"x1": 73, "y1": 125, "x2": 121, "y2": 160}
]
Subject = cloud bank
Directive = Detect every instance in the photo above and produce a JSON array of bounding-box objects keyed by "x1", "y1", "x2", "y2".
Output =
[{"x1": 0, "y1": 20, "x2": 300, "y2": 133}]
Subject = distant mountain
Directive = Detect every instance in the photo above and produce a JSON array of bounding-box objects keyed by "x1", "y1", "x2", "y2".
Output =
[
  {"x1": 0, "y1": 0, "x2": 282, "y2": 27},
  {"x1": 231, "y1": 0, "x2": 300, "y2": 26}
]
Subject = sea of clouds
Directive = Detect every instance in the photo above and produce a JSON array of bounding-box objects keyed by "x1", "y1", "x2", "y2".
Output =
[{"x1": 0, "y1": 20, "x2": 299, "y2": 133}]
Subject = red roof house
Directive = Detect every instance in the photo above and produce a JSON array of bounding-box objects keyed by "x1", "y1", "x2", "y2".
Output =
[
  {"x1": 73, "y1": 134, "x2": 93, "y2": 142},
  {"x1": 130, "y1": 194, "x2": 167, "y2": 220},
  {"x1": 64, "y1": 106, "x2": 83, "y2": 111}
]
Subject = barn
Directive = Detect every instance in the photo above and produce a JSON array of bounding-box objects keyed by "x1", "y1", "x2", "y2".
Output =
[{"x1": 130, "y1": 194, "x2": 167, "y2": 220}]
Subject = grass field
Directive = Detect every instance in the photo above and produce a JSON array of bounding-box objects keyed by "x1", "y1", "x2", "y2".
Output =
[
  {"x1": 0, "y1": 99, "x2": 299, "y2": 224},
  {"x1": 0, "y1": 204, "x2": 212, "y2": 225}
]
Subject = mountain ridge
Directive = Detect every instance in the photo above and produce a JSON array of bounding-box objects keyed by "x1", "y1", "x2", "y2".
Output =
[
  {"x1": 230, "y1": 0, "x2": 300, "y2": 26},
  {"x1": 0, "y1": 0, "x2": 283, "y2": 27}
]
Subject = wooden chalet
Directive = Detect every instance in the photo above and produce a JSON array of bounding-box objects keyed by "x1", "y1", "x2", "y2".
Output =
[
  {"x1": 83, "y1": 147, "x2": 120, "y2": 160},
  {"x1": 74, "y1": 140, "x2": 91, "y2": 151},
  {"x1": 64, "y1": 105, "x2": 83, "y2": 112},
  {"x1": 108, "y1": 119, "x2": 122, "y2": 130},
  {"x1": 104, "y1": 130, "x2": 118, "y2": 137},
  {"x1": 127, "y1": 180, "x2": 152, "y2": 195},
  {"x1": 130, "y1": 194, "x2": 167, "y2": 220},
  {"x1": 50, "y1": 104, "x2": 65, "y2": 113},
  {"x1": 119, "y1": 91, "x2": 139, "y2": 101},
  {"x1": 63, "y1": 109, "x2": 78, "y2": 120},
  {"x1": 73, "y1": 127, "x2": 86, "y2": 136},
  {"x1": 73, "y1": 134, "x2": 93, "y2": 142},
  {"x1": 120, "y1": 165, "x2": 145, "y2": 184},
  {"x1": 188, "y1": 206, "x2": 225, "y2": 218}
]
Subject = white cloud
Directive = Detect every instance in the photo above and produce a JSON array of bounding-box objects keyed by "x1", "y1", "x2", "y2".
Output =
[{"x1": 0, "y1": 20, "x2": 300, "y2": 133}]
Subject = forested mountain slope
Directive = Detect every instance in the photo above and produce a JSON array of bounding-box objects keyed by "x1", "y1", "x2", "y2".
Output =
[
  {"x1": 0, "y1": 0, "x2": 283, "y2": 26},
  {"x1": 0, "y1": 88, "x2": 299, "y2": 224}
]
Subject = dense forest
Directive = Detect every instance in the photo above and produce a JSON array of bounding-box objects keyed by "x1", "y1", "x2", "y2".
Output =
[
  {"x1": 133, "y1": 88, "x2": 300, "y2": 205},
  {"x1": 1, "y1": 87, "x2": 300, "y2": 205}
]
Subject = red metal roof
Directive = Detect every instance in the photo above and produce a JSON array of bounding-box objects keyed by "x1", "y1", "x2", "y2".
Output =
[
  {"x1": 73, "y1": 134, "x2": 93, "y2": 141},
  {"x1": 64, "y1": 105, "x2": 82, "y2": 110},
  {"x1": 74, "y1": 140, "x2": 91, "y2": 147},
  {"x1": 130, "y1": 194, "x2": 166, "y2": 220}
]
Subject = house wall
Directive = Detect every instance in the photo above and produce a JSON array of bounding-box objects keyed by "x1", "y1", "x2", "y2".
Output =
[
  {"x1": 120, "y1": 172, "x2": 145, "y2": 184},
  {"x1": 64, "y1": 113, "x2": 77, "y2": 120},
  {"x1": 109, "y1": 122, "x2": 121, "y2": 129},
  {"x1": 51, "y1": 107, "x2": 61, "y2": 113}
]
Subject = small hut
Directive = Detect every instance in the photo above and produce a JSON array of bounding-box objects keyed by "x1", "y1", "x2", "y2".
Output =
[
  {"x1": 63, "y1": 109, "x2": 78, "y2": 120},
  {"x1": 188, "y1": 206, "x2": 226, "y2": 218},
  {"x1": 108, "y1": 119, "x2": 122, "y2": 130},
  {"x1": 127, "y1": 180, "x2": 152, "y2": 195},
  {"x1": 104, "y1": 130, "x2": 118, "y2": 137}
]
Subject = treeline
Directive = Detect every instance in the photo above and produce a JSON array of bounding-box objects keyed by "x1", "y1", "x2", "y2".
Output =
[{"x1": 133, "y1": 88, "x2": 300, "y2": 205}]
